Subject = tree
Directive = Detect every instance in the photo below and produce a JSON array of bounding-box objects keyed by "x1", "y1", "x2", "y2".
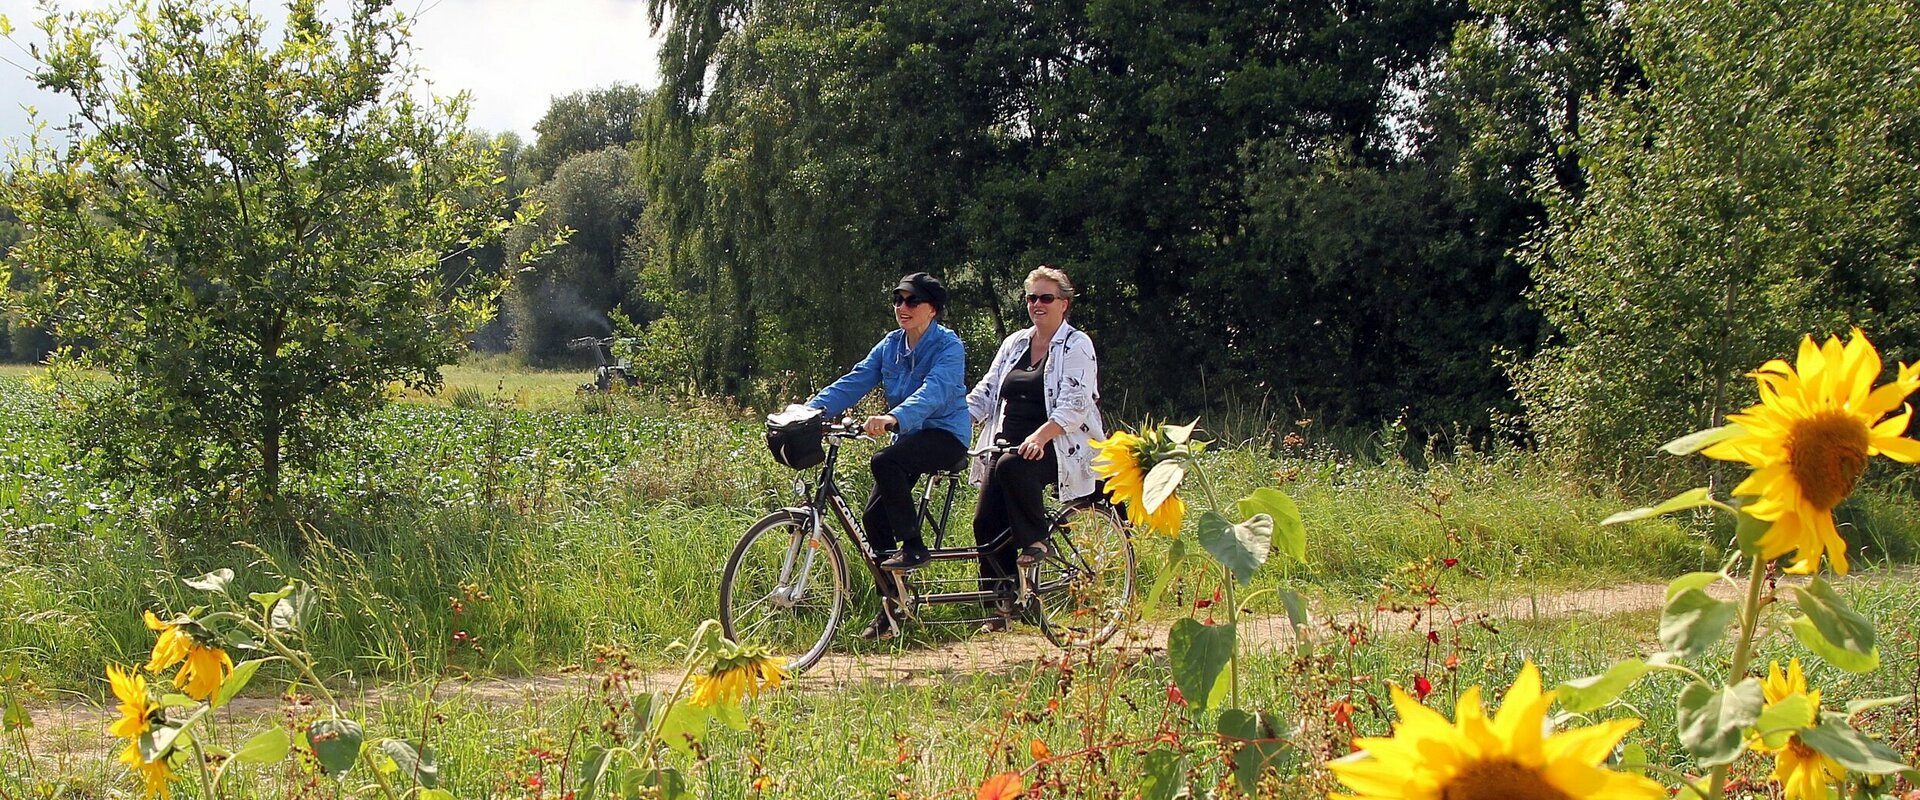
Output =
[
  {"x1": 525, "y1": 84, "x2": 651, "y2": 181},
  {"x1": 504, "y1": 146, "x2": 648, "y2": 364},
  {"x1": 2, "y1": 0, "x2": 547, "y2": 505},
  {"x1": 1515, "y1": 0, "x2": 1920, "y2": 479}
]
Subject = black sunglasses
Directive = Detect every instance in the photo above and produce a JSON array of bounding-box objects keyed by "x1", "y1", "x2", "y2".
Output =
[
  {"x1": 892, "y1": 294, "x2": 928, "y2": 308},
  {"x1": 1025, "y1": 293, "x2": 1063, "y2": 304}
]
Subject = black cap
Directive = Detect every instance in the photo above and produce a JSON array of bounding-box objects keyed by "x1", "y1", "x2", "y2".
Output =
[{"x1": 894, "y1": 272, "x2": 948, "y2": 314}]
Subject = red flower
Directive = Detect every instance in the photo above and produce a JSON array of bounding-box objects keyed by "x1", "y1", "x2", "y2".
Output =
[
  {"x1": 1412, "y1": 674, "x2": 1433, "y2": 700},
  {"x1": 1442, "y1": 557, "x2": 1458, "y2": 567},
  {"x1": 1426, "y1": 630, "x2": 1440, "y2": 645},
  {"x1": 1167, "y1": 685, "x2": 1187, "y2": 707}
]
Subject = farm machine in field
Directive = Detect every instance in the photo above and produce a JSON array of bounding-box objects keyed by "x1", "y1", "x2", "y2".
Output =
[{"x1": 567, "y1": 336, "x2": 641, "y2": 393}]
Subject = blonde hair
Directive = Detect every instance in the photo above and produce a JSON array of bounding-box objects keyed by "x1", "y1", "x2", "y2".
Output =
[{"x1": 1025, "y1": 265, "x2": 1074, "y2": 298}]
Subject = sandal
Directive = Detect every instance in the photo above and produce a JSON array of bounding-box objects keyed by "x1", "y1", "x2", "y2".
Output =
[{"x1": 1015, "y1": 543, "x2": 1050, "y2": 568}]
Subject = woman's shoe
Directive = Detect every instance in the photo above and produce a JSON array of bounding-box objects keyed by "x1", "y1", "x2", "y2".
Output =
[
  {"x1": 858, "y1": 605, "x2": 899, "y2": 641},
  {"x1": 1015, "y1": 543, "x2": 1050, "y2": 567}
]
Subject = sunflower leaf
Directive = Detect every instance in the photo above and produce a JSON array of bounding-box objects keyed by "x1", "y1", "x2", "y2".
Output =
[
  {"x1": 1733, "y1": 499, "x2": 1770, "y2": 557},
  {"x1": 1659, "y1": 588, "x2": 1738, "y2": 658},
  {"x1": 1141, "y1": 538, "x2": 1189, "y2": 615},
  {"x1": 270, "y1": 582, "x2": 315, "y2": 632},
  {"x1": 232, "y1": 727, "x2": 290, "y2": 764},
  {"x1": 183, "y1": 569, "x2": 234, "y2": 594},
  {"x1": 1557, "y1": 658, "x2": 1654, "y2": 713},
  {"x1": 1664, "y1": 571, "x2": 1723, "y2": 602},
  {"x1": 1845, "y1": 695, "x2": 1912, "y2": 718},
  {"x1": 1169, "y1": 618, "x2": 1235, "y2": 713},
  {"x1": 1676, "y1": 678, "x2": 1762, "y2": 766},
  {"x1": 1793, "y1": 577, "x2": 1877, "y2": 660},
  {"x1": 307, "y1": 718, "x2": 363, "y2": 775},
  {"x1": 1278, "y1": 589, "x2": 1312, "y2": 658},
  {"x1": 212, "y1": 658, "x2": 273, "y2": 710},
  {"x1": 2, "y1": 692, "x2": 29, "y2": 732},
  {"x1": 1799, "y1": 717, "x2": 1910, "y2": 774},
  {"x1": 1602, "y1": 487, "x2": 1724, "y2": 525},
  {"x1": 1752, "y1": 693, "x2": 1816, "y2": 749},
  {"x1": 1142, "y1": 460, "x2": 1186, "y2": 514},
  {"x1": 1138, "y1": 748, "x2": 1188, "y2": 800},
  {"x1": 1197, "y1": 511, "x2": 1270, "y2": 585},
  {"x1": 1790, "y1": 616, "x2": 1880, "y2": 673},
  {"x1": 1237, "y1": 488, "x2": 1304, "y2": 563},
  {"x1": 1162, "y1": 419, "x2": 1200, "y2": 445},
  {"x1": 576, "y1": 745, "x2": 612, "y2": 800},
  {"x1": 1661, "y1": 424, "x2": 1745, "y2": 455},
  {"x1": 1217, "y1": 709, "x2": 1293, "y2": 794},
  {"x1": 652, "y1": 696, "x2": 710, "y2": 757}
]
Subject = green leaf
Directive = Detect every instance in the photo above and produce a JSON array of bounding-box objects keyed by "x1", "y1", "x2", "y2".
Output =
[
  {"x1": 1753, "y1": 693, "x2": 1816, "y2": 749},
  {"x1": 1237, "y1": 488, "x2": 1305, "y2": 564},
  {"x1": 1197, "y1": 510, "x2": 1271, "y2": 585},
  {"x1": 1278, "y1": 588, "x2": 1312, "y2": 658},
  {"x1": 1602, "y1": 487, "x2": 1723, "y2": 525},
  {"x1": 630, "y1": 766, "x2": 691, "y2": 800},
  {"x1": 1138, "y1": 748, "x2": 1187, "y2": 800},
  {"x1": 232, "y1": 727, "x2": 290, "y2": 764},
  {"x1": 1162, "y1": 419, "x2": 1199, "y2": 444},
  {"x1": 418, "y1": 791, "x2": 457, "y2": 800},
  {"x1": 271, "y1": 583, "x2": 315, "y2": 632},
  {"x1": 308, "y1": 718, "x2": 364, "y2": 775},
  {"x1": 249, "y1": 586, "x2": 293, "y2": 616},
  {"x1": 1793, "y1": 577, "x2": 1877, "y2": 663},
  {"x1": 1143, "y1": 459, "x2": 1186, "y2": 514},
  {"x1": 711, "y1": 694, "x2": 748, "y2": 731},
  {"x1": 1790, "y1": 616, "x2": 1881, "y2": 673},
  {"x1": 2, "y1": 692, "x2": 30, "y2": 732},
  {"x1": 377, "y1": 739, "x2": 437, "y2": 788},
  {"x1": 1619, "y1": 742, "x2": 1649, "y2": 773},
  {"x1": 1661, "y1": 424, "x2": 1745, "y2": 455},
  {"x1": 184, "y1": 569, "x2": 235, "y2": 593},
  {"x1": 213, "y1": 658, "x2": 272, "y2": 709},
  {"x1": 1659, "y1": 588, "x2": 1738, "y2": 657},
  {"x1": 1142, "y1": 538, "x2": 1189, "y2": 615},
  {"x1": 1845, "y1": 695, "x2": 1911, "y2": 718},
  {"x1": 1218, "y1": 709, "x2": 1292, "y2": 795},
  {"x1": 1676, "y1": 679, "x2": 1763, "y2": 766},
  {"x1": 1665, "y1": 571, "x2": 1722, "y2": 601},
  {"x1": 1169, "y1": 618, "x2": 1235, "y2": 713},
  {"x1": 576, "y1": 745, "x2": 612, "y2": 800},
  {"x1": 140, "y1": 704, "x2": 208, "y2": 762},
  {"x1": 653, "y1": 696, "x2": 710, "y2": 757},
  {"x1": 1558, "y1": 658, "x2": 1655, "y2": 713},
  {"x1": 1799, "y1": 717, "x2": 1910, "y2": 774}
]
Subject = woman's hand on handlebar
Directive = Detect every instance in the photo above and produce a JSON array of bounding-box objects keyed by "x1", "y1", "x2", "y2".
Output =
[
  {"x1": 1016, "y1": 433, "x2": 1051, "y2": 461},
  {"x1": 861, "y1": 414, "x2": 899, "y2": 438}
]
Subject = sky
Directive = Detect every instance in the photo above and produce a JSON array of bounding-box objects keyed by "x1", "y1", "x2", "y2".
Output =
[{"x1": 0, "y1": 0, "x2": 666, "y2": 149}]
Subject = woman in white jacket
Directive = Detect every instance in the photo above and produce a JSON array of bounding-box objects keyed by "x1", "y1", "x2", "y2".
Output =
[{"x1": 966, "y1": 266, "x2": 1105, "y2": 632}]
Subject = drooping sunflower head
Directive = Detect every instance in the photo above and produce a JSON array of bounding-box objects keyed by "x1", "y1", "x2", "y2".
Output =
[
  {"x1": 691, "y1": 646, "x2": 789, "y2": 708},
  {"x1": 1328, "y1": 662, "x2": 1665, "y2": 800},
  {"x1": 1091, "y1": 426, "x2": 1190, "y2": 536},
  {"x1": 118, "y1": 740, "x2": 177, "y2": 799},
  {"x1": 106, "y1": 663, "x2": 156, "y2": 740},
  {"x1": 1702, "y1": 329, "x2": 1920, "y2": 575},
  {"x1": 143, "y1": 610, "x2": 233, "y2": 701}
]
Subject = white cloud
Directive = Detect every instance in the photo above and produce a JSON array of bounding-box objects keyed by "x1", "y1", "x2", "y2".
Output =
[{"x1": 0, "y1": 0, "x2": 664, "y2": 149}]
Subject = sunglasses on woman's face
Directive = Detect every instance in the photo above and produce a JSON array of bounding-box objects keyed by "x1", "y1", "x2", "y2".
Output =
[
  {"x1": 892, "y1": 294, "x2": 928, "y2": 308},
  {"x1": 1025, "y1": 293, "x2": 1062, "y2": 305}
]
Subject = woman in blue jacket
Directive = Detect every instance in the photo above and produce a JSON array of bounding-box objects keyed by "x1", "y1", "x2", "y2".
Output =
[{"x1": 805, "y1": 272, "x2": 969, "y2": 640}]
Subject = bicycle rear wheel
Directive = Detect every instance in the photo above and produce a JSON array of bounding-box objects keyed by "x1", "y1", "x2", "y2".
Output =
[
  {"x1": 1033, "y1": 503, "x2": 1136, "y2": 648},
  {"x1": 719, "y1": 510, "x2": 849, "y2": 673}
]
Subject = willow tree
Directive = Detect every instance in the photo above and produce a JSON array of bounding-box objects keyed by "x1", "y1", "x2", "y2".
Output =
[{"x1": 1, "y1": 0, "x2": 547, "y2": 507}]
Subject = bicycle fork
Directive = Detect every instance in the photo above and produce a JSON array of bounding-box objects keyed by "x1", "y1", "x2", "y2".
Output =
[{"x1": 772, "y1": 509, "x2": 827, "y2": 608}]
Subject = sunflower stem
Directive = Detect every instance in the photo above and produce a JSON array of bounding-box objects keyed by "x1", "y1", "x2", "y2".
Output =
[
  {"x1": 1186, "y1": 453, "x2": 1241, "y2": 711},
  {"x1": 1706, "y1": 555, "x2": 1770, "y2": 800},
  {"x1": 190, "y1": 736, "x2": 216, "y2": 800}
]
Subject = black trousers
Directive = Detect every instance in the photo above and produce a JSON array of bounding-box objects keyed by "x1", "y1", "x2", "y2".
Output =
[
  {"x1": 973, "y1": 444, "x2": 1057, "y2": 606},
  {"x1": 862, "y1": 429, "x2": 966, "y2": 554}
]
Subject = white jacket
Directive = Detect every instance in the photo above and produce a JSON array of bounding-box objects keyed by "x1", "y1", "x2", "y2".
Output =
[{"x1": 967, "y1": 321, "x2": 1106, "y2": 501}]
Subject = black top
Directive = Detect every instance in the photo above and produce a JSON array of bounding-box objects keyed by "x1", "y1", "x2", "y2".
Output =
[{"x1": 998, "y1": 349, "x2": 1049, "y2": 444}]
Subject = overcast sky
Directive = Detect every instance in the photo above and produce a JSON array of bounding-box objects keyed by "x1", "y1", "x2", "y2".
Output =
[{"x1": 0, "y1": 0, "x2": 665, "y2": 149}]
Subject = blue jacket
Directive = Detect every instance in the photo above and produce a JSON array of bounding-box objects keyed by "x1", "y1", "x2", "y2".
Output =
[{"x1": 807, "y1": 324, "x2": 970, "y2": 446}]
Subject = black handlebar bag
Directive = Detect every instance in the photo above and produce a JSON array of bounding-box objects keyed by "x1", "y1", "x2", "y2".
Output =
[{"x1": 765, "y1": 406, "x2": 826, "y2": 470}]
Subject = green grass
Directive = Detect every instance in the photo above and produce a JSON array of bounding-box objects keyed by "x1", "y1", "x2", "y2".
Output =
[{"x1": 4, "y1": 369, "x2": 1920, "y2": 798}]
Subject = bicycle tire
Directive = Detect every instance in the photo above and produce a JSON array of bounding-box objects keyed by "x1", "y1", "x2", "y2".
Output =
[
  {"x1": 719, "y1": 509, "x2": 849, "y2": 673},
  {"x1": 1033, "y1": 503, "x2": 1136, "y2": 649}
]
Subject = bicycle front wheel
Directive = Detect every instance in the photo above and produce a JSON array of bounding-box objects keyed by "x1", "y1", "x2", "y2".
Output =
[
  {"x1": 1033, "y1": 503, "x2": 1137, "y2": 649},
  {"x1": 719, "y1": 510, "x2": 849, "y2": 673}
]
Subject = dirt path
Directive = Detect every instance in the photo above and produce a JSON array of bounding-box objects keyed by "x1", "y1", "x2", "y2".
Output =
[{"x1": 13, "y1": 569, "x2": 1898, "y2": 761}]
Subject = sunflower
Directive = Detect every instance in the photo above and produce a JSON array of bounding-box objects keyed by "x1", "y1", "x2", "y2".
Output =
[
  {"x1": 690, "y1": 649, "x2": 789, "y2": 708},
  {"x1": 143, "y1": 610, "x2": 233, "y2": 701},
  {"x1": 1751, "y1": 659, "x2": 1844, "y2": 800},
  {"x1": 1091, "y1": 430, "x2": 1187, "y2": 536},
  {"x1": 1328, "y1": 662, "x2": 1664, "y2": 800},
  {"x1": 106, "y1": 663, "x2": 155, "y2": 740},
  {"x1": 1702, "y1": 330, "x2": 1920, "y2": 575},
  {"x1": 118, "y1": 741, "x2": 177, "y2": 800}
]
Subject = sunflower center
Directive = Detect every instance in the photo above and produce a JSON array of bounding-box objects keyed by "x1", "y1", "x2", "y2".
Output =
[
  {"x1": 1439, "y1": 759, "x2": 1574, "y2": 800},
  {"x1": 1786, "y1": 411, "x2": 1871, "y2": 510}
]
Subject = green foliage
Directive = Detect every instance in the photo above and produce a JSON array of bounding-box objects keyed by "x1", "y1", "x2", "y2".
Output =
[
  {"x1": 524, "y1": 84, "x2": 651, "y2": 182},
  {"x1": 505, "y1": 146, "x2": 648, "y2": 364},
  {"x1": 1515, "y1": 0, "x2": 1920, "y2": 478},
  {"x1": 2, "y1": 0, "x2": 548, "y2": 506}
]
